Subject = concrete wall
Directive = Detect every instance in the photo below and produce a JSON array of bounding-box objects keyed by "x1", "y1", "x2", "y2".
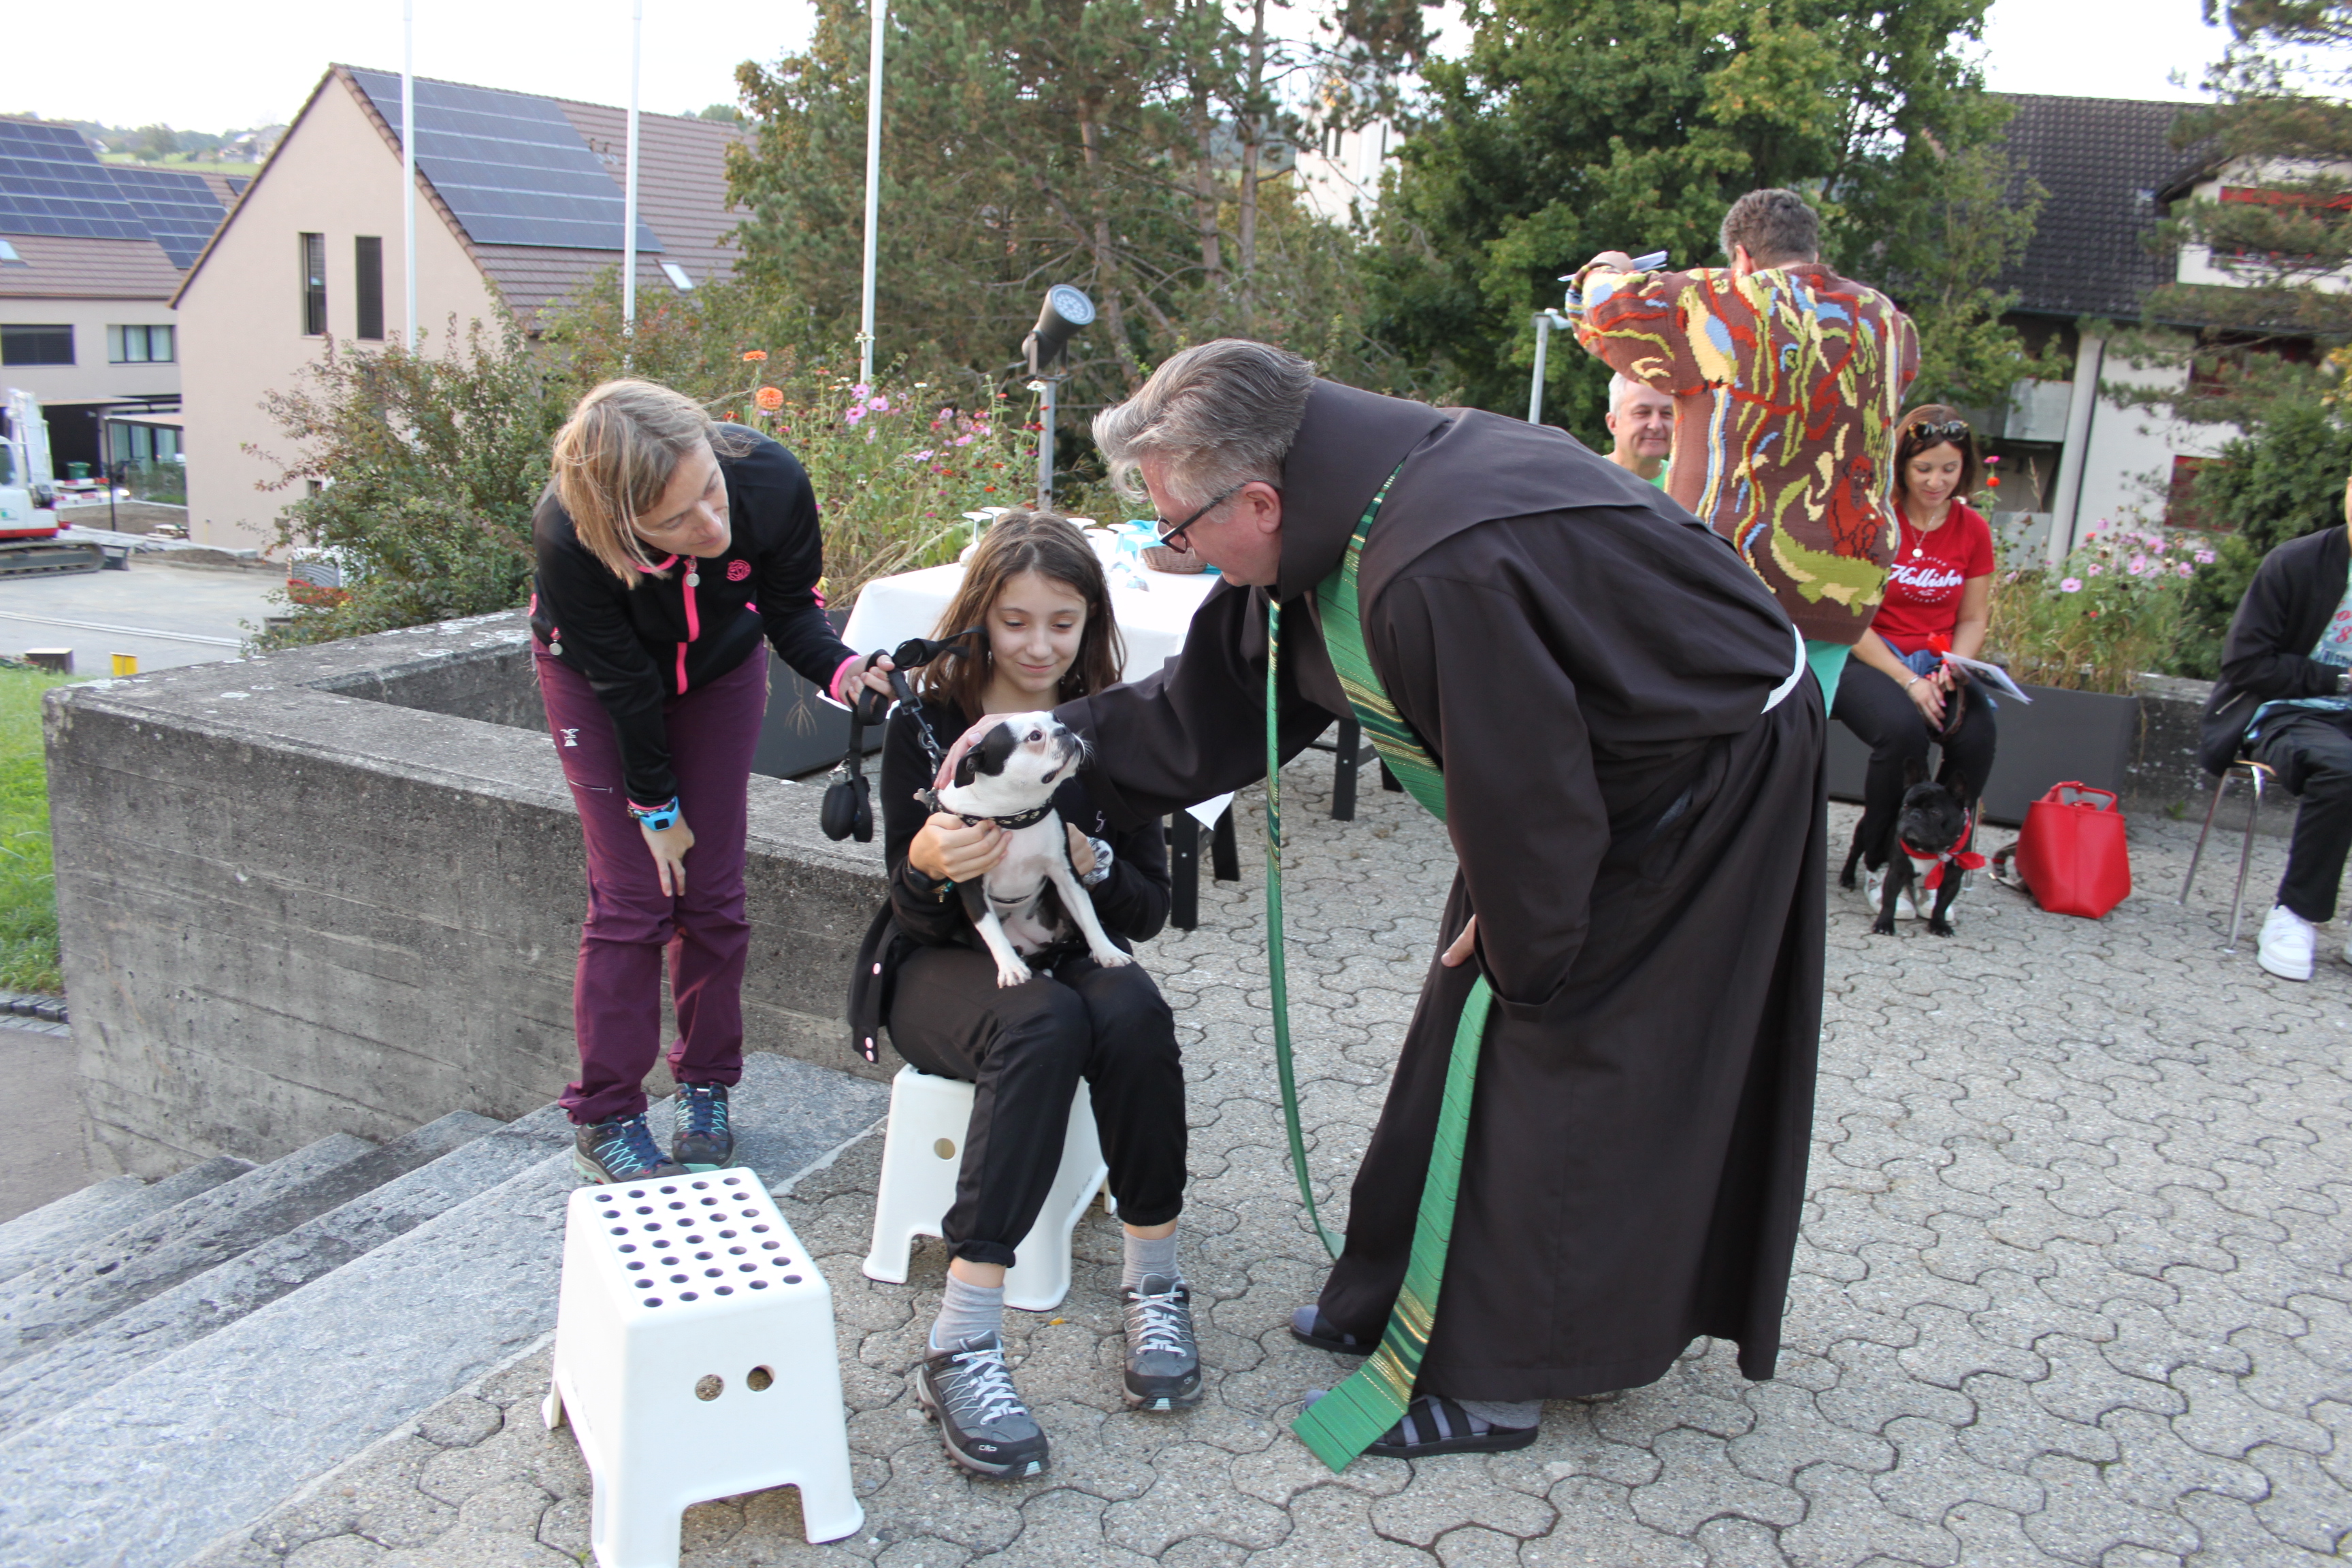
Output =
[
  {"x1": 48, "y1": 612, "x2": 888, "y2": 1179},
  {"x1": 175, "y1": 75, "x2": 500, "y2": 554}
]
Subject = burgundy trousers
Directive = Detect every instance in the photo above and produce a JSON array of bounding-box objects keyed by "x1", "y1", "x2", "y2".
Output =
[{"x1": 534, "y1": 644, "x2": 768, "y2": 1125}]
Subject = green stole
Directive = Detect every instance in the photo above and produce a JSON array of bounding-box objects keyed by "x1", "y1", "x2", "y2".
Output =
[{"x1": 1269, "y1": 469, "x2": 1495, "y2": 1473}]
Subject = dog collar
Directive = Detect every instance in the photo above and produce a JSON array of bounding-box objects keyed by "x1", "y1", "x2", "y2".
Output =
[
  {"x1": 917, "y1": 789, "x2": 1056, "y2": 832},
  {"x1": 1899, "y1": 810, "x2": 1987, "y2": 891}
]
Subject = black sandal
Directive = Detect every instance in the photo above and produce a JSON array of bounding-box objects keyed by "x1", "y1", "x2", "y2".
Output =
[
  {"x1": 1301, "y1": 1392, "x2": 1539, "y2": 1457},
  {"x1": 1288, "y1": 1305, "x2": 1371, "y2": 1356}
]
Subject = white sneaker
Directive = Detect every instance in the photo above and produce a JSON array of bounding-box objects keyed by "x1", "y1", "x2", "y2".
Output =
[
  {"x1": 2258, "y1": 904, "x2": 2315, "y2": 981},
  {"x1": 1862, "y1": 866, "x2": 1917, "y2": 922}
]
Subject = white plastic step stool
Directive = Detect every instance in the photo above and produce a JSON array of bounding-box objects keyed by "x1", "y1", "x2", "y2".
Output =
[
  {"x1": 861, "y1": 1064, "x2": 1112, "y2": 1312},
  {"x1": 543, "y1": 1170, "x2": 863, "y2": 1566}
]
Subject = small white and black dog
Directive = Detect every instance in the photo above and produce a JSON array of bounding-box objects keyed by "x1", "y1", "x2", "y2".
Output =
[{"x1": 931, "y1": 711, "x2": 1134, "y2": 987}]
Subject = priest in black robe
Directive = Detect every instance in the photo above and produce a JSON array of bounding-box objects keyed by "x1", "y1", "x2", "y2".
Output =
[{"x1": 1052, "y1": 340, "x2": 1826, "y2": 1454}]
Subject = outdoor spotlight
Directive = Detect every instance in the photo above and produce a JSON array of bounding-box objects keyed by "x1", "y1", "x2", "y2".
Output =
[{"x1": 1024, "y1": 284, "x2": 1096, "y2": 376}]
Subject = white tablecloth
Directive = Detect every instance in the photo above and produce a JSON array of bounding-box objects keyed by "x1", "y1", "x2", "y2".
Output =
[{"x1": 839, "y1": 559, "x2": 1222, "y2": 683}]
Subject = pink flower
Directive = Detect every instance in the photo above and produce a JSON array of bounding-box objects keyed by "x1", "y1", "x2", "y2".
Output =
[
  {"x1": 2088, "y1": 564, "x2": 2104, "y2": 576},
  {"x1": 2060, "y1": 577, "x2": 2083, "y2": 593},
  {"x1": 2195, "y1": 549, "x2": 2216, "y2": 564},
  {"x1": 845, "y1": 405, "x2": 866, "y2": 425},
  {"x1": 953, "y1": 434, "x2": 974, "y2": 446},
  {"x1": 909, "y1": 448, "x2": 933, "y2": 460},
  {"x1": 2128, "y1": 555, "x2": 2147, "y2": 576},
  {"x1": 2175, "y1": 562, "x2": 2193, "y2": 578},
  {"x1": 851, "y1": 383, "x2": 871, "y2": 399},
  {"x1": 868, "y1": 395, "x2": 890, "y2": 412}
]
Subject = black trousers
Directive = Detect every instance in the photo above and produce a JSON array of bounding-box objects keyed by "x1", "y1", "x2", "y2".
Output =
[
  {"x1": 1832, "y1": 656, "x2": 1998, "y2": 866},
  {"x1": 887, "y1": 943, "x2": 1186, "y2": 1268},
  {"x1": 2249, "y1": 708, "x2": 2352, "y2": 924}
]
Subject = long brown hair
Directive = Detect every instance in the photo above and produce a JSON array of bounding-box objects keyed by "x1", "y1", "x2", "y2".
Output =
[
  {"x1": 1892, "y1": 404, "x2": 1982, "y2": 511},
  {"x1": 549, "y1": 378, "x2": 757, "y2": 588},
  {"x1": 920, "y1": 510, "x2": 1125, "y2": 718}
]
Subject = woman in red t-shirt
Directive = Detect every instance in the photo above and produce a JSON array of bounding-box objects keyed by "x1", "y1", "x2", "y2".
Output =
[{"x1": 1833, "y1": 405, "x2": 1999, "y2": 916}]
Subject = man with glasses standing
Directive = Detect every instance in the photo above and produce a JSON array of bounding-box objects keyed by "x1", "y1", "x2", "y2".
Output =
[
  {"x1": 1569, "y1": 189, "x2": 1919, "y2": 700},
  {"x1": 1006, "y1": 338, "x2": 1825, "y2": 1467}
]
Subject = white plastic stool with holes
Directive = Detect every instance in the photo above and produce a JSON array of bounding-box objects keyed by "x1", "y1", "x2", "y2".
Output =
[
  {"x1": 542, "y1": 1169, "x2": 863, "y2": 1567},
  {"x1": 861, "y1": 1064, "x2": 1112, "y2": 1312}
]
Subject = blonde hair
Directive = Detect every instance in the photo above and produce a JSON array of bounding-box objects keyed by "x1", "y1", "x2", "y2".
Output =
[{"x1": 550, "y1": 378, "x2": 755, "y2": 587}]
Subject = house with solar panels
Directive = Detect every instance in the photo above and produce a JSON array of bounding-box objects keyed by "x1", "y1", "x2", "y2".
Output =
[
  {"x1": 0, "y1": 115, "x2": 243, "y2": 491},
  {"x1": 172, "y1": 64, "x2": 742, "y2": 552}
]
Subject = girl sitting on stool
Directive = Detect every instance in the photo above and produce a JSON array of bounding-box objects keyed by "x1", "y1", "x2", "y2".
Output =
[{"x1": 849, "y1": 510, "x2": 1192, "y2": 1480}]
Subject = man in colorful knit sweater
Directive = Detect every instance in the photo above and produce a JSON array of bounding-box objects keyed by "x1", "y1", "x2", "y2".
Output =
[{"x1": 1567, "y1": 189, "x2": 1920, "y2": 695}]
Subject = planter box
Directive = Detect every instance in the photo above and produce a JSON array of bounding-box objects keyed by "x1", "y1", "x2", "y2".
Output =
[
  {"x1": 750, "y1": 605, "x2": 879, "y2": 781},
  {"x1": 1826, "y1": 680, "x2": 2139, "y2": 828}
]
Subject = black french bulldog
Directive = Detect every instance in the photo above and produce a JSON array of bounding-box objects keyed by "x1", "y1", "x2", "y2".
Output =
[{"x1": 1839, "y1": 757, "x2": 1979, "y2": 938}]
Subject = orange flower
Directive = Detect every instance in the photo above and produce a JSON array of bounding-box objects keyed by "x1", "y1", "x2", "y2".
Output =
[
  {"x1": 754, "y1": 386, "x2": 784, "y2": 411},
  {"x1": 742, "y1": 349, "x2": 768, "y2": 362}
]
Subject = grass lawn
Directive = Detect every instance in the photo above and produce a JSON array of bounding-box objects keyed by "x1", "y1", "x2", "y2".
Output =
[{"x1": 0, "y1": 670, "x2": 74, "y2": 994}]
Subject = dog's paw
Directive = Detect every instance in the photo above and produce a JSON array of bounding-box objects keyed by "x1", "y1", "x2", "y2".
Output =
[
  {"x1": 1090, "y1": 945, "x2": 1133, "y2": 969},
  {"x1": 1837, "y1": 869, "x2": 1857, "y2": 889},
  {"x1": 993, "y1": 958, "x2": 1033, "y2": 987},
  {"x1": 1870, "y1": 915, "x2": 1897, "y2": 936},
  {"x1": 1928, "y1": 918, "x2": 1955, "y2": 938}
]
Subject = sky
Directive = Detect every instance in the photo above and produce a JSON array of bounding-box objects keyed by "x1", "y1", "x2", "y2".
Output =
[{"x1": 7, "y1": 0, "x2": 2242, "y2": 137}]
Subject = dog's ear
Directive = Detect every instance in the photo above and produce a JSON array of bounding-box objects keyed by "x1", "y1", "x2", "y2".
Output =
[{"x1": 955, "y1": 721, "x2": 1018, "y2": 788}]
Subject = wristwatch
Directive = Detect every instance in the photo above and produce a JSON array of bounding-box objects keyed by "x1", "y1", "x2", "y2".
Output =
[
  {"x1": 627, "y1": 796, "x2": 682, "y2": 832},
  {"x1": 1081, "y1": 837, "x2": 1115, "y2": 887}
]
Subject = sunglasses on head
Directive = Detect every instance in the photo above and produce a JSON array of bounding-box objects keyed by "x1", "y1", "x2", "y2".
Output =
[{"x1": 1909, "y1": 419, "x2": 1970, "y2": 440}]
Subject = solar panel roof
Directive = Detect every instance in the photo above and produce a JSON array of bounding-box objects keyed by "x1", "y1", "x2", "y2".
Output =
[
  {"x1": 348, "y1": 69, "x2": 663, "y2": 253},
  {"x1": 0, "y1": 120, "x2": 152, "y2": 245},
  {"x1": 105, "y1": 165, "x2": 231, "y2": 267}
]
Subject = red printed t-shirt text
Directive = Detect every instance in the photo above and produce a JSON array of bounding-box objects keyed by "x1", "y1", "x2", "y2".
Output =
[{"x1": 1869, "y1": 502, "x2": 1993, "y2": 655}]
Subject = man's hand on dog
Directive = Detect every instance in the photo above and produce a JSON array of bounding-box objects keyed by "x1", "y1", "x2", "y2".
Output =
[{"x1": 909, "y1": 812, "x2": 1009, "y2": 883}]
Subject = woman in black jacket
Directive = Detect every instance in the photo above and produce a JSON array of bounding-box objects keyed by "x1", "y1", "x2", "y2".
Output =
[
  {"x1": 850, "y1": 510, "x2": 1192, "y2": 1480},
  {"x1": 534, "y1": 378, "x2": 892, "y2": 1185}
]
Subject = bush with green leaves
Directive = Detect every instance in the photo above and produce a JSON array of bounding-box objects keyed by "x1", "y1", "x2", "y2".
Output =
[
  {"x1": 2174, "y1": 396, "x2": 2352, "y2": 678},
  {"x1": 252, "y1": 293, "x2": 1036, "y2": 647}
]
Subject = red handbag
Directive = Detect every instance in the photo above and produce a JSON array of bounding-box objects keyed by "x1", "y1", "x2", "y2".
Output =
[{"x1": 2012, "y1": 781, "x2": 2132, "y2": 919}]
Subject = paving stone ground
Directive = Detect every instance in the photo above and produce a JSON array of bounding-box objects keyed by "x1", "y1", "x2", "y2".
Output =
[{"x1": 195, "y1": 757, "x2": 2352, "y2": 1567}]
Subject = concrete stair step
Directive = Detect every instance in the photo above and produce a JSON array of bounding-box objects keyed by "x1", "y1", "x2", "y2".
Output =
[
  {"x1": 0, "y1": 1053, "x2": 889, "y2": 1568},
  {"x1": 0, "y1": 1109, "x2": 566, "y2": 1443},
  {"x1": 0, "y1": 1115, "x2": 491, "y2": 1372},
  {"x1": 0, "y1": 1159, "x2": 254, "y2": 1288}
]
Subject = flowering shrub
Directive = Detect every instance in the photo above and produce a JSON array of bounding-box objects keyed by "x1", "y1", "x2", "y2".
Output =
[
  {"x1": 709, "y1": 352, "x2": 1039, "y2": 602},
  {"x1": 1985, "y1": 524, "x2": 2213, "y2": 694}
]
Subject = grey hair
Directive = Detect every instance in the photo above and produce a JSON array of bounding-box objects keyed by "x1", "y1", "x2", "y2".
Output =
[
  {"x1": 1719, "y1": 188, "x2": 1820, "y2": 268},
  {"x1": 1607, "y1": 372, "x2": 1639, "y2": 413},
  {"x1": 1093, "y1": 339, "x2": 1317, "y2": 508}
]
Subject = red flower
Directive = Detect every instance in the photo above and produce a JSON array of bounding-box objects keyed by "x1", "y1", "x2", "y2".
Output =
[{"x1": 742, "y1": 349, "x2": 769, "y2": 362}]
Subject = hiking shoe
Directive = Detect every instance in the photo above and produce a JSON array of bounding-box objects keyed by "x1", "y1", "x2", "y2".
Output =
[
  {"x1": 2259, "y1": 904, "x2": 2316, "y2": 981},
  {"x1": 1863, "y1": 865, "x2": 1918, "y2": 922},
  {"x1": 1121, "y1": 1275, "x2": 1201, "y2": 1409},
  {"x1": 672, "y1": 1083, "x2": 734, "y2": 1170},
  {"x1": 572, "y1": 1113, "x2": 687, "y2": 1184},
  {"x1": 1302, "y1": 1391, "x2": 1539, "y2": 1457},
  {"x1": 915, "y1": 1335, "x2": 1049, "y2": 1478}
]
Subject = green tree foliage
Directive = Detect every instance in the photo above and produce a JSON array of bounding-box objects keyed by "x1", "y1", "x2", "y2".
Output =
[
  {"x1": 724, "y1": 0, "x2": 1421, "y2": 429},
  {"x1": 1364, "y1": 0, "x2": 2047, "y2": 431},
  {"x1": 2178, "y1": 395, "x2": 2352, "y2": 672}
]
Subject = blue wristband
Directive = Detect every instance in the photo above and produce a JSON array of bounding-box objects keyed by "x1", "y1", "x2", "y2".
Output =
[{"x1": 628, "y1": 797, "x2": 682, "y2": 831}]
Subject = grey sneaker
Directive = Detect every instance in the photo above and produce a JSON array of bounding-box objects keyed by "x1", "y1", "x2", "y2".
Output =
[
  {"x1": 671, "y1": 1083, "x2": 734, "y2": 1170},
  {"x1": 1121, "y1": 1274, "x2": 1201, "y2": 1409},
  {"x1": 914, "y1": 1335, "x2": 1049, "y2": 1477},
  {"x1": 572, "y1": 1113, "x2": 687, "y2": 1185}
]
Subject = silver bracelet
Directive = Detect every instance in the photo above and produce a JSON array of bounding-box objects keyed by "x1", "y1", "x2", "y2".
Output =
[{"x1": 1081, "y1": 837, "x2": 1115, "y2": 887}]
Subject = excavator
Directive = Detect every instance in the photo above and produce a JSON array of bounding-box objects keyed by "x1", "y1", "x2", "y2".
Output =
[{"x1": 0, "y1": 390, "x2": 116, "y2": 577}]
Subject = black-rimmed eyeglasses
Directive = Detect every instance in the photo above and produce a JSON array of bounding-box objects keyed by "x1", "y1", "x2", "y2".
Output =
[{"x1": 1154, "y1": 483, "x2": 1244, "y2": 553}]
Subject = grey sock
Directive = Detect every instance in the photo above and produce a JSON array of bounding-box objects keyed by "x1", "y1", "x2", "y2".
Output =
[
  {"x1": 930, "y1": 1271, "x2": 1005, "y2": 1352},
  {"x1": 1457, "y1": 1398, "x2": 1543, "y2": 1431},
  {"x1": 1122, "y1": 1228, "x2": 1178, "y2": 1292}
]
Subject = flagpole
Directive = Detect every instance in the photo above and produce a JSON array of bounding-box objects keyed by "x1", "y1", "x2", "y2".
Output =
[
  {"x1": 858, "y1": 0, "x2": 885, "y2": 387},
  {"x1": 402, "y1": 0, "x2": 417, "y2": 347},
  {"x1": 623, "y1": 0, "x2": 642, "y2": 345}
]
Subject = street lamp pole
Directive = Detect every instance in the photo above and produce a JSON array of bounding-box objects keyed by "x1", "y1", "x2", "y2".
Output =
[
  {"x1": 402, "y1": 0, "x2": 416, "y2": 347},
  {"x1": 623, "y1": 0, "x2": 642, "y2": 345},
  {"x1": 858, "y1": 0, "x2": 886, "y2": 387}
]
